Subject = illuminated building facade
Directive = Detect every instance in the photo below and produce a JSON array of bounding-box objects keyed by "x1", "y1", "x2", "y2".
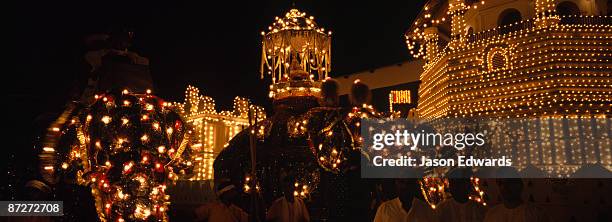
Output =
[
  {"x1": 407, "y1": 0, "x2": 610, "y2": 120},
  {"x1": 173, "y1": 86, "x2": 265, "y2": 180},
  {"x1": 403, "y1": 2, "x2": 611, "y2": 218},
  {"x1": 404, "y1": 0, "x2": 611, "y2": 175}
]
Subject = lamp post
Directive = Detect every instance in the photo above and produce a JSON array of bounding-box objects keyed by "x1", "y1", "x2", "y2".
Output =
[{"x1": 248, "y1": 107, "x2": 261, "y2": 222}]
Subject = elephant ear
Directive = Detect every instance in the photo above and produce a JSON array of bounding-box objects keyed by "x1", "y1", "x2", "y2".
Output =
[{"x1": 293, "y1": 107, "x2": 355, "y2": 174}]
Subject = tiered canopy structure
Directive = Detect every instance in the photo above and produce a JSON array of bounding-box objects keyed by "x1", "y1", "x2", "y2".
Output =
[
  {"x1": 214, "y1": 9, "x2": 361, "y2": 219},
  {"x1": 260, "y1": 9, "x2": 332, "y2": 100}
]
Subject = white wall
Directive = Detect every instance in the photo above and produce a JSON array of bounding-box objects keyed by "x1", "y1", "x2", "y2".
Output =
[{"x1": 334, "y1": 60, "x2": 424, "y2": 95}]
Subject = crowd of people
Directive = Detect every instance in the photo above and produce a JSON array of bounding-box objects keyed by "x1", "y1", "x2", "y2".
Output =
[
  {"x1": 373, "y1": 168, "x2": 548, "y2": 222},
  {"x1": 194, "y1": 167, "x2": 549, "y2": 222},
  {"x1": 195, "y1": 176, "x2": 310, "y2": 222}
]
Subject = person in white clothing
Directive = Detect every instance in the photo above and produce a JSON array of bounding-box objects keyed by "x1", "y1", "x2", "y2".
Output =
[
  {"x1": 266, "y1": 176, "x2": 310, "y2": 222},
  {"x1": 483, "y1": 167, "x2": 548, "y2": 222},
  {"x1": 194, "y1": 182, "x2": 249, "y2": 222},
  {"x1": 374, "y1": 178, "x2": 438, "y2": 222},
  {"x1": 437, "y1": 168, "x2": 486, "y2": 222}
]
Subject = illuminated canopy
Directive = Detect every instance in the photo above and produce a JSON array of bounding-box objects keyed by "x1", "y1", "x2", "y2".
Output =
[{"x1": 260, "y1": 8, "x2": 331, "y2": 100}]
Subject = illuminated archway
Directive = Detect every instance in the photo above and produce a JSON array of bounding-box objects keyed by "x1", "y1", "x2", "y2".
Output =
[{"x1": 556, "y1": 1, "x2": 581, "y2": 16}]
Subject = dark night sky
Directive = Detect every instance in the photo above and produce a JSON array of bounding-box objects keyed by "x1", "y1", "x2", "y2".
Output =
[
  {"x1": 8, "y1": 0, "x2": 424, "y2": 112},
  {"x1": 4, "y1": 0, "x2": 423, "y2": 191}
]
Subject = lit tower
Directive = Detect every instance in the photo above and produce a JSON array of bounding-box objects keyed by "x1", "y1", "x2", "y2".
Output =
[{"x1": 260, "y1": 9, "x2": 332, "y2": 100}]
